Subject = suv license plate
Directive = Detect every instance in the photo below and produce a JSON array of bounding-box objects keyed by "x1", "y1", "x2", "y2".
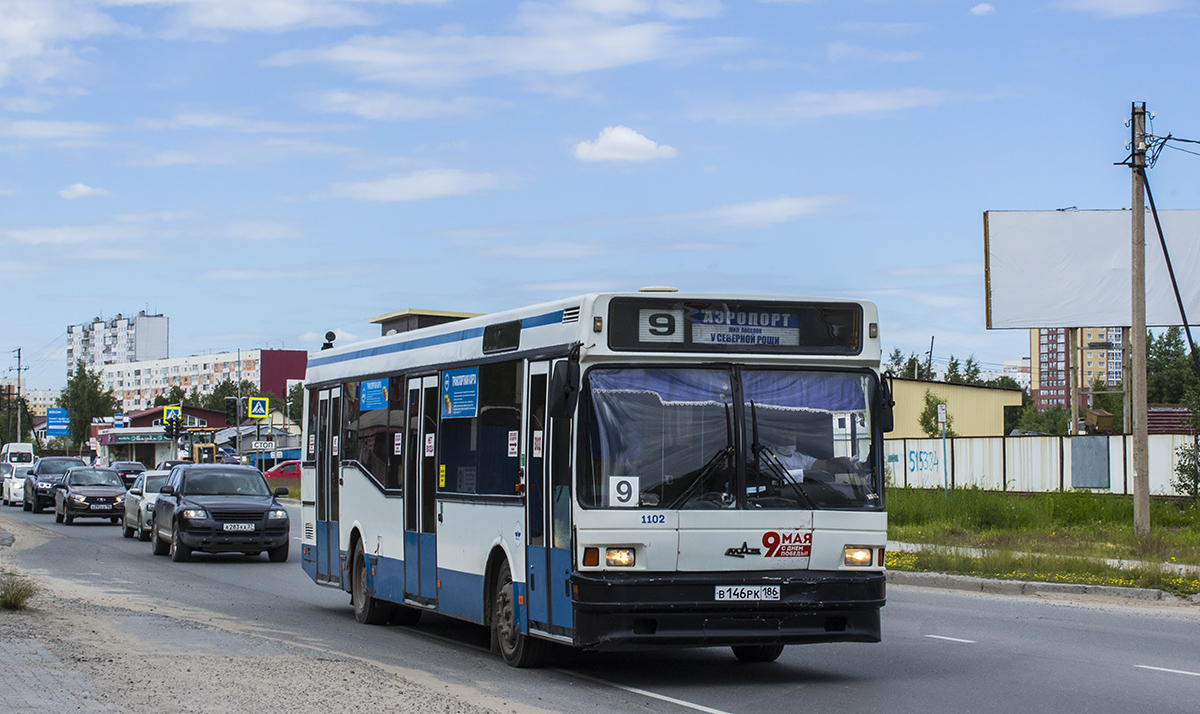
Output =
[
  {"x1": 223, "y1": 523, "x2": 255, "y2": 532},
  {"x1": 715, "y1": 585, "x2": 780, "y2": 601}
]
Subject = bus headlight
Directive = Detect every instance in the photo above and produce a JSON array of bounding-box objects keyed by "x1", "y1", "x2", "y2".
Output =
[
  {"x1": 843, "y1": 546, "x2": 873, "y2": 567},
  {"x1": 606, "y1": 548, "x2": 636, "y2": 567}
]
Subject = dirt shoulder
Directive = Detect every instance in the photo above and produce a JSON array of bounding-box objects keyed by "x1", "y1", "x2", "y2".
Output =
[{"x1": 0, "y1": 518, "x2": 535, "y2": 714}]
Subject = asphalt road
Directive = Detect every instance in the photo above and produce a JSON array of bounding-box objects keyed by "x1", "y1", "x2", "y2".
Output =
[{"x1": 3, "y1": 502, "x2": 1199, "y2": 714}]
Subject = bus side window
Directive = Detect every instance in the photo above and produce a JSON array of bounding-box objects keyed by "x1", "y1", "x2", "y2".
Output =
[{"x1": 551, "y1": 415, "x2": 572, "y2": 549}]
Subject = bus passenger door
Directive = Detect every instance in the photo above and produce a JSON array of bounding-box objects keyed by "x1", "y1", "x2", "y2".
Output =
[
  {"x1": 526, "y1": 360, "x2": 574, "y2": 636},
  {"x1": 315, "y1": 387, "x2": 341, "y2": 585},
  {"x1": 404, "y1": 375, "x2": 439, "y2": 606},
  {"x1": 525, "y1": 363, "x2": 550, "y2": 630}
]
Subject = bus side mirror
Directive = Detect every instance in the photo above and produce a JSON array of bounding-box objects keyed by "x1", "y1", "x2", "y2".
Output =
[
  {"x1": 548, "y1": 360, "x2": 580, "y2": 419},
  {"x1": 878, "y1": 372, "x2": 895, "y2": 434}
]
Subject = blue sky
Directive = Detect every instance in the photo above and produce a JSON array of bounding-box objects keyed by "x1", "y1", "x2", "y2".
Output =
[{"x1": 3, "y1": 0, "x2": 1199, "y2": 389}]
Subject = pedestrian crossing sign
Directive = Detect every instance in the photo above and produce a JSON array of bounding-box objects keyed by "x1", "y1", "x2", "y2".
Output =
[
  {"x1": 163, "y1": 406, "x2": 181, "y2": 422},
  {"x1": 248, "y1": 397, "x2": 269, "y2": 419}
]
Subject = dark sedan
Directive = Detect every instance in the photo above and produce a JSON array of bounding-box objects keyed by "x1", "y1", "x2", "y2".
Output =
[
  {"x1": 110, "y1": 460, "x2": 147, "y2": 489},
  {"x1": 23, "y1": 456, "x2": 87, "y2": 513},
  {"x1": 54, "y1": 467, "x2": 125, "y2": 524},
  {"x1": 152, "y1": 464, "x2": 290, "y2": 562}
]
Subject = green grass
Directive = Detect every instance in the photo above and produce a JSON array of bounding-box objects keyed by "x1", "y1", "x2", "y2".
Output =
[
  {"x1": 886, "y1": 488, "x2": 1200, "y2": 594},
  {"x1": 0, "y1": 572, "x2": 38, "y2": 610}
]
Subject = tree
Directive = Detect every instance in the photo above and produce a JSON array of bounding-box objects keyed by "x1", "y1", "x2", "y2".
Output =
[
  {"x1": 963, "y1": 356, "x2": 981, "y2": 385},
  {"x1": 1146, "y1": 327, "x2": 1200, "y2": 404},
  {"x1": 918, "y1": 389, "x2": 956, "y2": 438},
  {"x1": 288, "y1": 382, "x2": 304, "y2": 423},
  {"x1": 0, "y1": 394, "x2": 35, "y2": 445},
  {"x1": 58, "y1": 359, "x2": 119, "y2": 450},
  {"x1": 201, "y1": 379, "x2": 262, "y2": 412},
  {"x1": 944, "y1": 356, "x2": 962, "y2": 383},
  {"x1": 1171, "y1": 386, "x2": 1200, "y2": 499},
  {"x1": 1015, "y1": 404, "x2": 1069, "y2": 435},
  {"x1": 151, "y1": 385, "x2": 187, "y2": 408}
]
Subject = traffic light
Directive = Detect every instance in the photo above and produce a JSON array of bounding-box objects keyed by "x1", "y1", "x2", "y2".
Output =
[
  {"x1": 163, "y1": 417, "x2": 175, "y2": 439},
  {"x1": 225, "y1": 397, "x2": 238, "y2": 426}
]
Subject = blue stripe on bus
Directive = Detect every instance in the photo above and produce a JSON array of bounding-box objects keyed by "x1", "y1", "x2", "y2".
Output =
[
  {"x1": 437, "y1": 567, "x2": 486, "y2": 624},
  {"x1": 307, "y1": 309, "x2": 565, "y2": 369}
]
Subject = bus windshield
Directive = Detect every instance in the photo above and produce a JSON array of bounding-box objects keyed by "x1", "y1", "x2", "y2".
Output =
[{"x1": 582, "y1": 367, "x2": 880, "y2": 510}]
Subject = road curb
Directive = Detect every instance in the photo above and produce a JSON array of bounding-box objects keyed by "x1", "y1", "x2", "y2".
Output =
[{"x1": 886, "y1": 569, "x2": 1195, "y2": 602}]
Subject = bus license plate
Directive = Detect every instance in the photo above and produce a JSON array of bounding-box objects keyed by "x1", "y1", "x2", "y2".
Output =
[
  {"x1": 223, "y1": 523, "x2": 255, "y2": 532},
  {"x1": 715, "y1": 585, "x2": 780, "y2": 601}
]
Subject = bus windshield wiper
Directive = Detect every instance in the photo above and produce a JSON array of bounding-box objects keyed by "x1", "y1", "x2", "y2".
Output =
[
  {"x1": 666, "y1": 445, "x2": 733, "y2": 509},
  {"x1": 748, "y1": 400, "x2": 817, "y2": 510}
]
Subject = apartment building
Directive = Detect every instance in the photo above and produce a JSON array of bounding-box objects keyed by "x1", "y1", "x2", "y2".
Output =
[
  {"x1": 1030, "y1": 327, "x2": 1125, "y2": 411},
  {"x1": 100, "y1": 349, "x2": 306, "y2": 412},
  {"x1": 67, "y1": 311, "x2": 169, "y2": 373}
]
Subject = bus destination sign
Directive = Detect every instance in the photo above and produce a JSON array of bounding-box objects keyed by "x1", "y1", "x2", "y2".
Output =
[{"x1": 611, "y1": 297, "x2": 861, "y2": 355}]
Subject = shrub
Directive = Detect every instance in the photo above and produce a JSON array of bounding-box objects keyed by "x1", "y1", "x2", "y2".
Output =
[{"x1": 0, "y1": 572, "x2": 38, "y2": 610}]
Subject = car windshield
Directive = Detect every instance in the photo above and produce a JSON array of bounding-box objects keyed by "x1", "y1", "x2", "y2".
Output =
[
  {"x1": 0, "y1": 464, "x2": 10, "y2": 477},
  {"x1": 40, "y1": 459, "x2": 85, "y2": 475},
  {"x1": 69, "y1": 470, "x2": 124, "y2": 487},
  {"x1": 182, "y1": 470, "x2": 270, "y2": 496},
  {"x1": 144, "y1": 475, "x2": 168, "y2": 493},
  {"x1": 581, "y1": 366, "x2": 881, "y2": 510}
]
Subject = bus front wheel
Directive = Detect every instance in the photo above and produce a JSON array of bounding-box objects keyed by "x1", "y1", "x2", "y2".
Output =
[
  {"x1": 491, "y1": 561, "x2": 549, "y2": 668},
  {"x1": 352, "y1": 542, "x2": 393, "y2": 625}
]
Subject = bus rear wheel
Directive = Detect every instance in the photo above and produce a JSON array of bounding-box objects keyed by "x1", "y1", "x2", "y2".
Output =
[
  {"x1": 492, "y1": 561, "x2": 549, "y2": 668},
  {"x1": 731, "y1": 644, "x2": 785, "y2": 663},
  {"x1": 352, "y1": 542, "x2": 393, "y2": 625}
]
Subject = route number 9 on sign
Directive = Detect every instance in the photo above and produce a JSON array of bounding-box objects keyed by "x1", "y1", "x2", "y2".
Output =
[{"x1": 608, "y1": 476, "x2": 640, "y2": 507}]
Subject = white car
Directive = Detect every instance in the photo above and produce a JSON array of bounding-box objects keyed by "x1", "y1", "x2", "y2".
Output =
[
  {"x1": 122, "y1": 470, "x2": 169, "y2": 541},
  {"x1": 1, "y1": 464, "x2": 29, "y2": 506}
]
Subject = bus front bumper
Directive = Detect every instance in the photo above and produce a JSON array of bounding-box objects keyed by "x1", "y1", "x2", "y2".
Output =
[{"x1": 570, "y1": 569, "x2": 885, "y2": 650}]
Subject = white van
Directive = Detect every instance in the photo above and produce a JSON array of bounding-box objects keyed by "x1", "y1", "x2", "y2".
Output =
[{"x1": 1, "y1": 442, "x2": 35, "y2": 465}]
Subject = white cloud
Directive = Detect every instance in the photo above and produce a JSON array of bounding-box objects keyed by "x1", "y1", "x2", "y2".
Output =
[
  {"x1": 970, "y1": 4, "x2": 996, "y2": 15},
  {"x1": 1052, "y1": 0, "x2": 1181, "y2": 17},
  {"x1": 324, "y1": 169, "x2": 500, "y2": 201},
  {"x1": 103, "y1": 0, "x2": 451, "y2": 33},
  {"x1": 137, "y1": 112, "x2": 342, "y2": 133},
  {"x1": 0, "y1": 119, "x2": 108, "y2": 139},
  {"x1": 316, "y1": 90, "x2": 503, "y2": 120},
  {"x1": 667, "y1": 194, "x2": 839, "y2": 228},
  {"x1": 697, "y1": 88, "x2": 951, "y2": 122},
  {"x1": 198, "y1": 268, "x2": 309, "y2": 281},
  {"x1": 58, "y1": 183, "x2": 110, "y2": 199},
  {"x1": 567, "y1": 0, "x2": 722, "y2": 18},
  {"x1": 130, "y1": 138, "x2": 354, "y2": 167},
  {"x1": 266, "y1": 4, "x2": 740, "y2": 85},
  {"x1": 484, "y1": 240, "x2": 606, "y2": 259},
  {"x1": 574, "y1": 125, "x2": 677, "y2": 162},
  {"x1": 827, "y1": 42, "x2": 921, "y2": 64},
  {"x1": 0, "y1": 0, "x2": 122, "y2": 86}
]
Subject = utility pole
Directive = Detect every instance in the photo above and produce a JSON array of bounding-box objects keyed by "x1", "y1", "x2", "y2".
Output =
[
  {"x1": 925, "y1": 336, "x2": 935, "y2": 380},
  {"x1": 10, "y1": 348, "x2": 23, "y2": 443},
  {"x1": 1130, "y1": 101, "x2": 1150, "y2": 537}
]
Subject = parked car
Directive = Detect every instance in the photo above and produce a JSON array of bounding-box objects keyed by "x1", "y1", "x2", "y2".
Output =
[
  {"x1": 2, "y1": 464, "x2": 30, "y2": 506},
  {"x1": 152, "y1": 464, "x2": 290, "y2": 562},
  {"x1": 23, "y1": 457, "x2": 87, "y2": 513},
  {"x1": 122, "y1": 470, "x2": 169, "y2": 541},
  {"x1": 155, "y1": 459, "x2": 192, "y2": 470},
  {"x1": 264, "y1": 460, "x2": 300, "y2": 478},
  {"x1": 110, "y1": 461, "x2": 147, "y2": 489},
  {"x1": 53, "y1": 467, "x2": 126, "y2": 525}
]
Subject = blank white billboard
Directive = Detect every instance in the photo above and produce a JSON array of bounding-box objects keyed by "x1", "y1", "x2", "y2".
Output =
[{"x1": 984, "y1": 209, "x2": 1200, "y2": 329}]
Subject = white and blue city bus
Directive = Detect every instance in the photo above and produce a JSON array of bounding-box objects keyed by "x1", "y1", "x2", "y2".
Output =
[{"x1": 300, "y1": 290, "x2": 892, "y2": 667}]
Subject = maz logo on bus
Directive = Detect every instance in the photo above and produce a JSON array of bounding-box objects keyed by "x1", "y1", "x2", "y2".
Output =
[{"x1": 761, "y1": 530, "x2": 812, "y2": 558}]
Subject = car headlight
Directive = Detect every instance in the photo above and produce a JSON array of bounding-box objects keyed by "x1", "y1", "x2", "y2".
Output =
[
  {"x1": 268, "y1": 509, "x2": 288, "y2": 520},
  {"x1": 114, "y1": 495, "x2": 124, "y2": 503},
  {"x1": 843, "y1": 546, "x2": 874, "y2": 567},
  {"x1": 70, "y1": 493, "x2": 87, "y2": 503},
  {"x1": 37, "y1": 482, "x2": 52, "y2": 489},
  {"x1": 180, "y1": 508, "x2": 208, "y2": 520}
]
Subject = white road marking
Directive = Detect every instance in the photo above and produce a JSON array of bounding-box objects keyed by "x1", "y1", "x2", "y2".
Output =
[
  {"x1": 1136, "y1": 665, "x2": 1200, "y2": 678},
  {"x1": 559, "y1": 671, "x2": 735, "y2": 714},
  {"x1": 925, "y1": 634, "x2": 976, "y2": 644}
]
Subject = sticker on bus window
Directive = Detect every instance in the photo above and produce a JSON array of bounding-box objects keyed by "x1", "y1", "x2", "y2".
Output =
[
  {"x1": 532, "y1": 430, "x2": 543, "y2": 458},
  {"x1": 393, "y1": 432, "x2": 403, "y2": 456},
  {"x1": 439, "y1": 464, "x2": 445, "y2": 488},
  {"x1": 425, "y1": 434, "x2": 436, "y2": 457},
  {"x1": 308, "y1": 434, "x2": 315, "y2": 454},
  {"x1": 608, "y1": 476, "x2": 640, "y2": 508},
  {"x1": 332, "y1": 436, "x2": 339, "y2": 457},
  {"x1": 508, "y1": 431, "x2": 519, "y2": 458}
]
